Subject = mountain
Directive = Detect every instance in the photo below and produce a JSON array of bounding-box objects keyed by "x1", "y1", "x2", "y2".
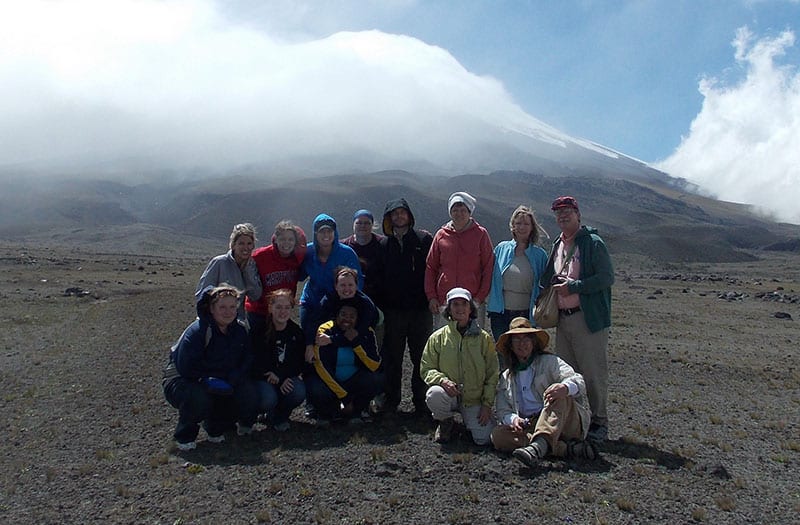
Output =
[{"x1": 1, "y1": 168, "x2": 796, "y2": 263}]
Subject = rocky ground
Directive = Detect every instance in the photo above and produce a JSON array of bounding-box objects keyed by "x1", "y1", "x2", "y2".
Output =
[{"x1": 0, "y1": 240, "x2": 798, "y2": 524}]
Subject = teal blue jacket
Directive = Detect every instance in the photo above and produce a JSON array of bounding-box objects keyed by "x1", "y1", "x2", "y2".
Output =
[{"x1": 540, "y1": 226, "x2": 613, "y2": 333}]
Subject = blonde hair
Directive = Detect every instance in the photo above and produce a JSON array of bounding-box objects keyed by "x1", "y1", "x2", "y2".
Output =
[
  {"x1": 229, "y1": 223, "x2": 257, "y2": 250},
  {"x1": 509, "y1": 205, "x2": 547, "y2": 245}
]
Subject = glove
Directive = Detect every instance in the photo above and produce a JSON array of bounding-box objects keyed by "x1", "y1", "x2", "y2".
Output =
[{"x1": 201, "y1": 377, "x2": 234, "y2": 395}]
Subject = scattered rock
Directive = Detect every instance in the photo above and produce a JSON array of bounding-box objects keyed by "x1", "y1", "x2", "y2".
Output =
[
  {"x1": 774, "y1": 312, "x2": 793, "y2": 320},
  {"x1": 63, "y1": 287, "x2": 90, "y2": 297},
  {"x1": 718, "y1": 291, "x2": 747, "y2": 301}
]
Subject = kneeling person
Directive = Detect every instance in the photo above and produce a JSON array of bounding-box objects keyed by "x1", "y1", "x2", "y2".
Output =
[
  {"x1": 492, "y1": 317, "x2": 596, "y2": 465},
  {"x1": 307, "y1": 301, "x2": 383, "y2": 424}
]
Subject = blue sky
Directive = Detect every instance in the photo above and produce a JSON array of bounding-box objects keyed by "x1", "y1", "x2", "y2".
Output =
[{"x1": 2, "y1": 0, "x2": 799, "y2": 222}]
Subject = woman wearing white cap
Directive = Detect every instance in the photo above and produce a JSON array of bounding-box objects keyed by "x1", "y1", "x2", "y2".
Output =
[
  {"x1": 420, "y1": 287, "x2": 498, "y2": 445},
  {"x1": 424, "y1": 192, "x2": 494, "y2": 327}
]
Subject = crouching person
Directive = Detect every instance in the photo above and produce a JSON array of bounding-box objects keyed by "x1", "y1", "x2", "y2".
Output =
[
  {"x1": 420, "y1": 288, "x2": 498, "y2": 445},
  {"x1": 163, "y1": 285, "x2": 258, "y2": 450},
  {"x1": 306, "y1": 301, "x2": 383, "y2": 425},
  {"x1": 491, "y1": 317, "x2": 596, "y2": 465},
  {"x1": 251, "y1": 289, "x2": 306, "y2": 432}
]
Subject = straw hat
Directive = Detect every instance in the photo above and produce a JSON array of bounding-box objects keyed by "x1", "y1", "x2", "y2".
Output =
[{"x1": 495, "y1": 317, "x2": 550, "y2": 357}]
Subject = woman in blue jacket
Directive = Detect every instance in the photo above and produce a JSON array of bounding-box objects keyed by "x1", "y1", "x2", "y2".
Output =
[
  {"x1": 487, "y1": 206, "x2": 548, "y2": 347},
  {"x1": 164, "y1": 285, "x2": 258, "y2": 451},
  {"x1": 298, "y1": 213, "x2": 363, "y2": 360}
]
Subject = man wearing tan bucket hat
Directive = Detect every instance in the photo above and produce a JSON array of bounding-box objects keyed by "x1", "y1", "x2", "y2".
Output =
[{"x1": 491, "y1": 317, "x2": 596, "y2": 465}]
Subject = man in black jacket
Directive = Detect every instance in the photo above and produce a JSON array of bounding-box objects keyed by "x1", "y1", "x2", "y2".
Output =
[{"x1": 376, "y1": 198, "x2": 433, "y2": 415}]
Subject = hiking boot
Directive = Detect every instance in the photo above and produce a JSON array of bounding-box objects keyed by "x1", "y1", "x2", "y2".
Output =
[
  {"x1": 207, "y1": 434, "x2": 225, "y2": 444},
  {"x1": 369, "y1": 393, "x2": 386, "y2": 414},
  {"x1": 176, "y1": 441, "x2": 196, "y2": 451},
  {"x1": 587, "y1": 424, "x2": 608, "y2": 443},
  {"x1": 513, "y1": 445, "x2": 543, "y2": 467},
  {"x1": 434, "y1": 418, "x2": 455, "y2": 443},
  {"x1": 567, "y1": 439, "x2": 599, "y2": 460}
]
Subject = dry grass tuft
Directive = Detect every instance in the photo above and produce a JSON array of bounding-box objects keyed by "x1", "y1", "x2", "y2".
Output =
[
  {"x1": 615, "y1": 497, "x2": 635, "y2": 512},
  {"x1": 714, "y1": 494, "x2": 736, "y2": 511},
  {"x1": 691, "y1": 507, "x2": 707, "y2": 521},
  {"x1": 370, "y1": 448, "x2": 387, "y2": 462}
]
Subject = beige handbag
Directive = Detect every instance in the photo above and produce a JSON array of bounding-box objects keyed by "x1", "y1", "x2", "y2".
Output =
[{"x1": 533, "y1": 244, "x2": 575, "y2": 328}]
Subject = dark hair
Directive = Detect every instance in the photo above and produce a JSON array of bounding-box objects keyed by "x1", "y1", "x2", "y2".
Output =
[
  {"x1": 505, "y1": 333, "x2": 543, "y2": 371},
  {"x1": 334, "y1": 266, "x2": 358, "y2": 284},
  {"x1": 443, "y1": 297, "x2": 478, "y2": 321}
]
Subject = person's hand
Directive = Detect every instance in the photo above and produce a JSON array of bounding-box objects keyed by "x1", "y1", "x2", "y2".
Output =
[
  {"x1": 279, "y1": 377, "x2": 294, "y2": 394},
  {"x1": 315, "y1": 333, "x2": 332, "y2": 346},
  {"x1": 265, "y1": 372, "x2": 279, "y2": 385},
  {"x1": 553, "y1": 280, "x2": 573, "y2": 296},
  {"x1": 343, "y1": 328, "x2": 358, "y2": 341},
  {"x1": 544, "y1": 383, "x2": 568, "y2": 404},
  {"x1": 510, "y1": 415, "x2": 527, "y2": 433},
  {"x1": 428, "y1": 298, "x2": 440, "y2": 315},
  {"x1": 304, "y1": 344, "x2": 315, "y2": 363},
  {"x1": 440, "y1": 378, "x2": 459, "y2": 397},
  {"x1": 478, "y1": 405, "x2": 492, "y2": 426}
]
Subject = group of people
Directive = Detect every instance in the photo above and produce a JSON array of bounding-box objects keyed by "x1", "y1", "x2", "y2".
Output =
[{"x1": 162, "y1": 192, "x2": 614, "y2": 468}]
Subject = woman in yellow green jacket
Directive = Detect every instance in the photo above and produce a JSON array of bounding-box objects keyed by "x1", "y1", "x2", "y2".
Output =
[{"x1": 420, "y1": 287, "x2": 499, "y2": 445}]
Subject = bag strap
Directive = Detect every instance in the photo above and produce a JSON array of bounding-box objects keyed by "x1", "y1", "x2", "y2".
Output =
[{"x1": 556, "y1": 242, "x2": 577, "y2": 275}]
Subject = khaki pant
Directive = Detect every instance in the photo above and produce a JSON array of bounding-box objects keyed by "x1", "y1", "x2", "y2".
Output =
[
  {"x1": 556, "y1": 310, "x2": 609, "y2": 427},
  {"x1": 491, "y1": 396, "x2": 583, "y2": 457},
  {"x1": 425, "y1": 385, "x2": 494, "y2": 445}
]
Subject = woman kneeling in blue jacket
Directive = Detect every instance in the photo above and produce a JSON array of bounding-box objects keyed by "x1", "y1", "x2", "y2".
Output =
[{"x1": 163, "y1": 285, "x2": 258, "y2": 450}]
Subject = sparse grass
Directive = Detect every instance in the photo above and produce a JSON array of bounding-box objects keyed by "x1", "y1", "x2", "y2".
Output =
[
  {"x1": 45, "y1": 467, "x2": 57, "y2": 482},
  {"x1": 451, "y1": 453, "x2": 473, "y2": 464},
  {"x1": 672, "y1": 445, "x2": 697, "y2": 459},
  {"x1": 781, "y1": 439, "x2": 800, "y2": 452},
  {"x1": 148, "y1": 454, "x2": 169, "y2": 468},
  {"x1": 386, "y1": 494, "x2": 401, "y2": 507},
  {"x1": 631, "y1": 423, "x2": 661, "y2": 437},
  {"x1": 580, "y1": 489, "x2": 596, "y2": 503},
  {"x1": 370, "y1": 447, "x2": 387, "y2": 462},
  {"x1": 715, "y1": 494, "x2": 736, "y2": 511},
  {"x1": 254, "y1": 509, "x2": 271, "y2": 523},
  {"x1": 691, "y1": 507, "x2": 707, "y2": 521},
  {"x1": 708, "y1": 415, "x2": 723, "y2": 424},
  {"x1": 185, "y1": 464, "x2": 204, "y2": 474},
  {"x1": 267, "y1": 482, "x2": 283, "y2": 495},
  {"x1": 299, "y1": 486, "x2": 315, "y2": 497},
  {"x1": 115, "y1": 484, "x2": 131, "y2": 497},
  {"x1": 95, "y1": 449, "x2": 113, "y2": 460},
  {"x1": 615, "y1": 497, "x2": 635, "y2": 512},
  {"x1": 349, "y1": 433, "x2": 368, "y2": 445},
  {"x1": 733, "y1": 477, "x2": 747, "y2": 489}
]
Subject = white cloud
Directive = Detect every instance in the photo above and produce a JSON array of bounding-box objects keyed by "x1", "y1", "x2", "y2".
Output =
[
  {"x1": 657, "y1": 27, "x2": 800, "y2": 224},
  {"x1": 0, "y1": 0, "x2": 554, "y2": 173}
]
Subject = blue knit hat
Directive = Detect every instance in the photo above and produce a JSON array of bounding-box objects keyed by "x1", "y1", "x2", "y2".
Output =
[{"x1": 353, "y1": 209, "x2": 374, "y2": 222}]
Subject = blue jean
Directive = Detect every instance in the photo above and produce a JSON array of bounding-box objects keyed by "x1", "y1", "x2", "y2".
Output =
[
  {"x1": 254, "y1": 376, "x2": 306, "y2": 425},
  {"x1": 164, "y1": 377, "x2": 258, "y2": 443},
  {"x1": 306, "y1": 369, "x2": 384, "y2": 419}
]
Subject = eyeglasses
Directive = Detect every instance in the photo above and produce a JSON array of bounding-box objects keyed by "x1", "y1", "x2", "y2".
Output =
[{"x1": 553, "y1": 209, "x2": 576, "y2": 217}]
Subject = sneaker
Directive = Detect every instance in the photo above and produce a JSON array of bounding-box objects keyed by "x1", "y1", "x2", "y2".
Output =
[
  {"x1": 587, "y1": 424, "x2": 608, "y2": 443},
  {"x1": 513, "y1": 444, "x2": 543, "y2": 467},
  {"x1": 273, "y1": 421, "x2": 290, "y2": 432},
  {"x1": 304, "y1": 404, "x2": 317, "y2": 419},
  {"x1": 207, "y1": 434, "x2": 226, "y2": 444},
  {"x1": 434, "y1": 418, "x2": 455, "y2": 443},
  {"x1": 369, "y1": 393, "x2": 386, "y2": 414},
  {"x1": 237, "y1": 424, "x2": 253, "y2": 436},
  {"x1": 176, "y1": 441, "x2": 196, "y2": 451}
]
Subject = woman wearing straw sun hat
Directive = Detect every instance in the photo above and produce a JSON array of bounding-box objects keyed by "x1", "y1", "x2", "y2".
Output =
[{"x1": 491, "y1": 317, "x2": 596, "y2": 466}]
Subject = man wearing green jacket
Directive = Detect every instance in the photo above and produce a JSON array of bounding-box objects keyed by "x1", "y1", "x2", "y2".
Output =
[{"x1": 540, "y1": 196, "x2": 614, "y2": 443}]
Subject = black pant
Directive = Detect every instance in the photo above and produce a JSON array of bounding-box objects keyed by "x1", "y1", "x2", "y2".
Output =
[{"x1": 381, "y1": 307, "x2": 433, "y2": 410}]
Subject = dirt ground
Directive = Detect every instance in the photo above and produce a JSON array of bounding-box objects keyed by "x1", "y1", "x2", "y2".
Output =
[{"x1": 0, "y1": 240, "x2": 798, "y2": 524}]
